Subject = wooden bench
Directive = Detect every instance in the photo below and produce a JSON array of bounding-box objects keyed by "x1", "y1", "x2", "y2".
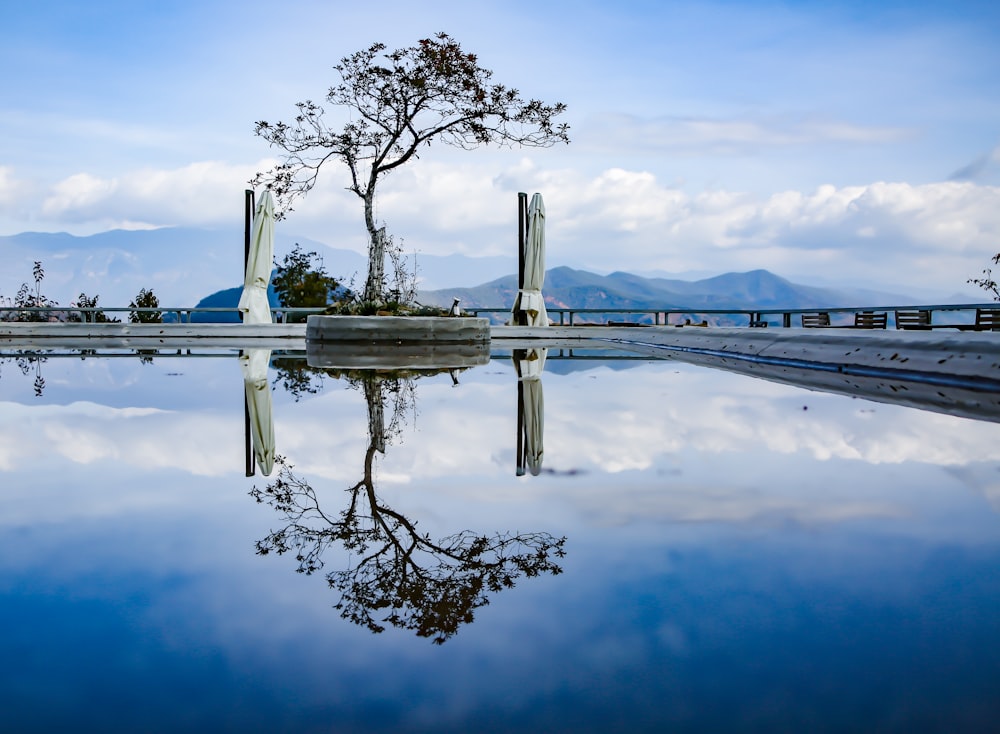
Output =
[
  {"x1": 895, "y1": 307, "x2": 999, "y2": 331},
  {"x1": 803, "y1": 311, "x2": 887, "y2": 329},
  {"x1": 895, "y1": 309, "x2": 932, "y2": 329},
  {"x1": 801, "y1": 312, "x2": 830, "y2": 328},
  {"x1": 974, "y1": 307, "x2": 1000, "y2": 331},
  {"x1": 853, "y1": 311, "x2": 887, "y2": 329}
]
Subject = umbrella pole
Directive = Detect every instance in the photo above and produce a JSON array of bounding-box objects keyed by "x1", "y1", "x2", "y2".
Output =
[
  {"x1": 516, "y1": 192, "x2": 528, "y2": 326},
  {"x1": 244, "y1": 390, "x2": 255, "y2": 477},
  {"x1": 242, "y1": 344, "x2": 255, "y2": 477},
  {"x1": 516, "y1": 378, "x2": 525, "y2": 476},
  {"x1": 515, "y1": 349, "x2": 526, "y2": 475},
  {"x1": 243, "y1": 189, "x2": 254, "y2": 324}
]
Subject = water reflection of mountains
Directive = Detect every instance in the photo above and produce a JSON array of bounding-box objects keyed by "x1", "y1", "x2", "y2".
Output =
[{"x1": 491, "y1": 348, "x2": 656, "y2": 375}]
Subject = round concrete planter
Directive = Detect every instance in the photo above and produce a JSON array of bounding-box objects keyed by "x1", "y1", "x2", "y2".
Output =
[
  {"x1": 306, "y1": 315, "x2": 490, "y2": 344},
  {"x1": 304, "y1": 315, "x2": 491, "y2": 370}
]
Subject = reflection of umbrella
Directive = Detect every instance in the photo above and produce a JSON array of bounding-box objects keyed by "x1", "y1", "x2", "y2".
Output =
[
  {"x1": 238, "y1": 190, "x2": 275, "y2": 324},
  {"x1": 512, "y1": 193, "x2": 548, "y2": 327},
  {"x1": 241, "y1": 348, "x2": 275, "y2": 476},
  {"x1": 516, "y1": 347, "x2": 546, "y2": 476}
]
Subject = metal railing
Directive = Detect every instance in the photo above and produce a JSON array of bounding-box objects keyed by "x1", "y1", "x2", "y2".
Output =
[
  {"x1": 0, "y1": 306, "x2": 328, "y2": 323},
  {"x1": 468, "y1": 304, "x2": 1000, "y2": 328},
  {"x1": 2, "y1": 303, "x2": 998, "y2": 328}
]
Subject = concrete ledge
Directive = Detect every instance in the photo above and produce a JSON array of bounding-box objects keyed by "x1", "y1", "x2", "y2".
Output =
[
  {"x1": 0, "y1": 322, "x2": 307, "y2": 339},
  {"x1": 597, "y1": 327, "x2": 1000, "y2": 381},
  {"x1": 598, "y1": 326, "x2": 1000, "y2": 423},
  {"x1": 306, "y1": 315, "x2": 490, "y2": 344}
]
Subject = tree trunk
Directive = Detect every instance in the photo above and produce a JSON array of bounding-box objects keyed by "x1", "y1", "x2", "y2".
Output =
[
  {"x1": 364, "y1": 228, "x2": 386, "y2": 304},
  {"x1": 364, "y1": 378, "x2": 386, "y2": 453},
  {"x1": 363, "y1": 190, "x2": 384, "y2": 303}
]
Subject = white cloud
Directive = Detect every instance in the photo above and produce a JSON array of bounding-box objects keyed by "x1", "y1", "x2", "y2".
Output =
[
  {"x1": 39, "y1": 160, "x2": 278, "y2": 230},
  {"x1": 12, "y1": 155, "x2": 1000, "y2": 296}
]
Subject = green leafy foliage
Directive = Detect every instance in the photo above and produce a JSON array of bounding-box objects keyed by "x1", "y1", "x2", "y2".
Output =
[
  {"x1": 2, "y1": 261, "x2": 57, "y2": 322},
  {"x1": 271, "y1": 244, "x2": 347, "y2": 322},
  {"x1": 129, "y1": 288, "x2": 162, "y2": 323},
  {"x1": 71, "y1": 293, "x2": 120, "y2": 323}
]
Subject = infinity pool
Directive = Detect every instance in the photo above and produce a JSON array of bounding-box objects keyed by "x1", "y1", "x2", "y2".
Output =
[{"x1": 2, "y1": 346, "x2": 999, "y2": 732}]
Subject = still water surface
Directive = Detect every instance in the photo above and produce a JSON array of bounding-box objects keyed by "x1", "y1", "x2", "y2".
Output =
[{"x1": 1, "y1": 347, "x2": 999, "y2": 732}]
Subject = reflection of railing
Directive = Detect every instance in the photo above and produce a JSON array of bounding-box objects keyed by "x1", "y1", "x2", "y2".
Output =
[
  {"x1": 0, "y1": 348, "x2": 244, "y2": 359},
  {"x1": 0, "y1": 348, "x2": 657, "y2": 364}
]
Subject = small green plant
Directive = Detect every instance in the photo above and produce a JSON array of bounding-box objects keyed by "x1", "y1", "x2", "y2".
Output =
[
  {"x1": 71, "y1": 293, "x2": 120, "y2": 323},
  {"x1": 6, "y1": 261, "x2": 58, "y2": 322},
  {"x1": 129, "y1": 288, "x2": 162, "y2": 323}
]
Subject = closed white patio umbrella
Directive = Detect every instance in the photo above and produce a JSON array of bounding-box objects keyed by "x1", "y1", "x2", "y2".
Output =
[
  {"x1": 512, "y1": 193, "x2": 548, "y2": 327},
  {"x1": 516, "y1": 347, "x2": 546, "y2": 476},
  {"x1": 238, "y1": 190, "x2": 275, "y2": 324},
  {"x1": 241, "y1": 348, "x2": 275, "y2": 476}
]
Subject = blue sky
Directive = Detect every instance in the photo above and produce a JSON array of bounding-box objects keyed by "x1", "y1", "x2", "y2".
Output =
[{"x1": 2, "y1": 0, "x2": 999, "y2": 295}]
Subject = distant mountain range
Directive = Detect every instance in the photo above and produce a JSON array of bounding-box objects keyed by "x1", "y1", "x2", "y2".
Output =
[
  {"x1": 416, "y1": 266, "x2": 920, "y2": 320},
  {"x1": 182, "y1": 265, "x2": 926, "y2": 325},
  {"x1": 0, "y1": 227, "x2": 972, "y2": 323}
]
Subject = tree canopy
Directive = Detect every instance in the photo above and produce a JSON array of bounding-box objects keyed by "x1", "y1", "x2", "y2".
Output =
[
  {"x1": 253, "y1": 32, "x2": 569, "y2": 303},
  {"x1": 271, "y1": 244, "x2": 344, "y2": 319}
]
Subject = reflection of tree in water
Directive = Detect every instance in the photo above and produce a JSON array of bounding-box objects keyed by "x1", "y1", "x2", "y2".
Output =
[
  {"x1": 135, "y1": 348, "x2": 159, "y2": 365},
  {"x1": 0, "y1": 353, "x2": 48, "y2": 396},
  {"x1": 271, "y1": 356, "x2": 327, "y2": 400},
  {"x1": 251, "y1": 371, "x2": 567, "y2": 644}
]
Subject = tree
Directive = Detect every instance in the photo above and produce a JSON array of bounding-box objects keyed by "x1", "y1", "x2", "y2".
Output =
[
  {"x1": 969, "y1": 253, "x2": 1000, "y2": 301},
  {"x1": 271, "y1": 244, "x2": 345, "y2": 321},
  {"x1": 253, "y1": 32, "x2": 570, "y2": 304}
]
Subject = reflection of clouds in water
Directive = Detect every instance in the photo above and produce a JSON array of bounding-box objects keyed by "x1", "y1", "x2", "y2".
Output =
[
  {"x1": 0, "y1": 400, "x2": 239, "y2": 476},
  {"x1": 538, "y1": 365, "x2": 1000, "y2": 469},
  {"x1": 4, "y1": 359, "x2": 999, "y2": 485},
  {"x1": 2, "y1": 357, "x2": 999, "y2": 717},
  {"x1": 257, "y1": 365, "x2": 1000, "y2": 533}
]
